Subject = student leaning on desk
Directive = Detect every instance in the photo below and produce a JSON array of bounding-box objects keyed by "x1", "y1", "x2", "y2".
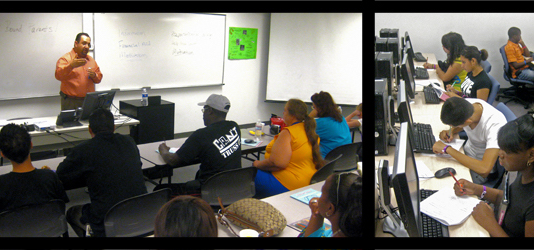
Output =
[
  {"x1": 453, "y1": 114, "x2": 534, "y2": 237},
  {"x1": 432, "y1": 97, "x2": 506, "y2": 185},
  {"x1": 300, "y1": 172, "x2": 362, "y2": 237}
]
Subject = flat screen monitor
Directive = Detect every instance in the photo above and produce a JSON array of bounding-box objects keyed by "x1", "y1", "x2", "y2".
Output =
[
  {"x1": 401, "y1": 52, "x2": 416, "y2": 99},
  {"x1": 79, "y1": 90, "x2": 116, "y2": 120},
  {"x1": 397, "y1": 81, "x2": 417, "y2": 148},
  {"x1": 392, "y1": 121, "x2": 421, "y2": 237},
  {"x1": 405, "y1": 31, "x2": 415, "y2": 61}
]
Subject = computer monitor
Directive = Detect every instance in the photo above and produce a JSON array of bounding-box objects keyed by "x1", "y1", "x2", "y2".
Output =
[
  {"x1": 79, "y1": 90, "x2": 116, "y2": 120},
  {"x1": 391, "y1": 121, "x2": 422, "y2": 237},
  {"x1": 397, "y1": 81, "x2": 414, "y2": 128},
  {"x1": 404, "y1": 31, "x2": 416, "y2": 61},
  {"x1": 401, "y1": 51, "x2": 416, "y2": 99}
]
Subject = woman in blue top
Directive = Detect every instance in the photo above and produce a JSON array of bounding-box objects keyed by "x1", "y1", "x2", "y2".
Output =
[
  {"x1": 310, "y1": 91, "x2": 352, "y2": 158},
  {"x1": 299, "y1": 172, "x2": 362, "y2": 237}
]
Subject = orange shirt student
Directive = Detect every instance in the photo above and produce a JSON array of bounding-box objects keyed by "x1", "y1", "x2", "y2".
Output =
[{"x1": 55, "y1": 32, "x2": 103, "y2": 110}]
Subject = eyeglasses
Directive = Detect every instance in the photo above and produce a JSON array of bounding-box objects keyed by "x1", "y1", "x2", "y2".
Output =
[{"x1": 201, "y1": 106, "x2": 210, "y2": 113}]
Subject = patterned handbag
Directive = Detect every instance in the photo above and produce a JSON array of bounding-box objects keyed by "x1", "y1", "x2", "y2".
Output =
[{"x1": 217, "y1": 197, "x2": 286, "y2": 237}]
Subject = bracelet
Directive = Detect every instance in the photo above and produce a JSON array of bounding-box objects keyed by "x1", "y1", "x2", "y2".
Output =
[
  {"x1": 443, "y1": 145, "x2": 450, "y2": 154},
  {"x1": 480, "y1": 185, "x2": 487, "y2": 199},
  {"x1": 433, "y1": 64, "x2": 436, "y2": 69}
]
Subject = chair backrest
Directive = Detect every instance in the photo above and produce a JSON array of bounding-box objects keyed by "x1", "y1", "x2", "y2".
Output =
[
  {"x1": 0, "y1": 199, "x2": 68, "y2": 237},
  {"x1": 486, "y1": 74, "x2": 501, "y2": 105},
  {"x1": 324, "y1": 142, "x2": 361, "y2": 172},
  {"x1": 480, "y1": 60, "x2": 491, "y2": 73},
  {"x1": 201, "y1": 167, "x2": 257, "y2": 206},
  {"x1": 500, "y1": 45, "x2": 513, "y2": 81},
  {"x1": 310, "y1": 154, "x2": 342, "y2": 185},
  {"x1": 104, "y1": 188, "x2": 171, "y2": 237},
  {"x1": 496, "y1": 102, "x2": 517, "y2": 122}
]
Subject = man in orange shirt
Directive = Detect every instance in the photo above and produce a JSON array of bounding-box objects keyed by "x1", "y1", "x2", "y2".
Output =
[
  {"x1": 55, "y1": 33, "x2": 103, "y2": 110},
  {"x1": 504, "y1": 27, "x2": 534, "y2": 81}
]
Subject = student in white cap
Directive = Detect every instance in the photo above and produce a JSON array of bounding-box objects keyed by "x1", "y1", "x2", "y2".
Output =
[{"x1": 156, "y1": 94, "x2": 241, "y2": 196}]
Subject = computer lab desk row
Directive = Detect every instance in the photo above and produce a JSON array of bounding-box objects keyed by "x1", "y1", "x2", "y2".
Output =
[{"x1": 374, "y1": 53, "x2": 489, "y2": 237}]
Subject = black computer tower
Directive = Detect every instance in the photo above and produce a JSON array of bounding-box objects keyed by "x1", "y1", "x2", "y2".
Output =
[
  {"x1": 387, "y1": 38, "x2": 400, "y2": 65},
  {"x1": 375, "y1": 37, "x2": 388, "y2": 52},
  {"x1": 375, "y1": 79, "x2": 389, "y2": 156},
  {"x1": 379, "y1": 28, "x2": 390, "y2": 38},
  {"x1": 376, "y1": 52, "x2": 393, "y2": 96}
]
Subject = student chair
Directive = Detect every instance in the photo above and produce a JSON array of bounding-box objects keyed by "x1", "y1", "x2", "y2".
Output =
[
  {"x1": 484, "y1": 103, "x2": 517, "y2": 189},
  {"x1": 103, "y1": 188, "x2": 171, "y2": 237},
  {"x1": 324, "y1": 142, "x2": 361, "y2": 173},
  {"x1": 486, "y1": 74, "x2": 501, "y2": 105},
  {"x1": 496, "y1": 102, "x2": 517, "y2": 123},
  {"x1": 310, "y1": 154, "x2": 342, "y2": 185},
  {"x1": 201, "y1": 167, "x2": 257, "y2": 207},
  {"x1": 481, "y1": 60, "x2": 492, "y2": 73},
  {"x1": 496, "y1": 45, "x2": 534, "y2": 109},
  {"x1": 0, "y1": 199, "x2": 68, "y2": 237}
]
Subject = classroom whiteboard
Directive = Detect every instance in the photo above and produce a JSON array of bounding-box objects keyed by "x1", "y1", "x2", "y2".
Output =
[
  {"x1": 266, "y1": 13, "x2": 362, "y2": 106},
  {"x1": 93, "y1": 13, "x2": 226, "y2": 91},
  {"x1": 0, "y1": 13, "x2": 82, "y2": 100}
]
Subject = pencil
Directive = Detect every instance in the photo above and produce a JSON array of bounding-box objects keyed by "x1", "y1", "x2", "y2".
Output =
[
  {"x1": 450, "y1": 170, "x2": 463, "y2": 188},
  {"x1": 448, "y1": 126, "x2": 453, "y2": 141}
]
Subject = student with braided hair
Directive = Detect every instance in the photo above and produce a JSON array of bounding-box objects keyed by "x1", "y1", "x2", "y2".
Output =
[
  {"x1": 253, "y1": 99, "x2": 325, "y2": 198},
  {"x1": 301, "y1": 172, "x2": 362, "y2": 237}
]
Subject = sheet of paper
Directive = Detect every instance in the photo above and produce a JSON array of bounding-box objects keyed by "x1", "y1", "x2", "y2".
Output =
[
  {"x1": 420, "y1": 187, "x2": 481, "y2": 226},
  {"x1": 415, "y1": 160, "x2": 434, "y2": 179},
  {"x1": 155, "y1": 147, "x2": 179, "y2": 154}
]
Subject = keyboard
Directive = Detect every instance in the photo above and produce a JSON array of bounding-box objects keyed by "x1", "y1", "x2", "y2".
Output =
[
  {"x1": 423, "y1": 85, "x2": 440, "y2": 104},
  {"x1": 412, "y1": 123, "x2": 436, "y2": 154},
  {"x1": 414, "y1": 52, "x2": 427, "y2": 62},
  {"x1": 415, "y1": 67, "x2": 429, "y2": 79},
  {"x1": 421, "y1": 189, "x2": 450, "y2": 237}
]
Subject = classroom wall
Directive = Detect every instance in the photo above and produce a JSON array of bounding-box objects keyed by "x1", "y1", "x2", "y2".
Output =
[
  {"x1": 375, "y1": 13, "x2": 534, "y2": 89},
  {"x1": 0, "y1": 13, "x2": 355, "y2": 136}
]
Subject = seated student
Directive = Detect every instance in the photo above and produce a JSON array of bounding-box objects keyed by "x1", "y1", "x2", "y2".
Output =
[
  {"x1": 505, "y1": 27, "x2": 534, "y2": 82},
  {"x1": 154, "y1": 195, "x2": 217, "y2": 237},
  {"x1": 423, "y1": 32, "x2": 467, "y2": 92},
  {"x1": 0, "y1": 124, "x2": 69, "y2": 212},
  {"x1": 446, "y1": 46, "x2": 492, "y2": 102},
  {"x1": 300, "y1": 172, "x2": 362, "y2": 237},
  {"x1": 157, "y1": 94, "x2": 241, "y2": 196},
  {"x1": 309, "y1": 91, "x2": 352, "y2": 158},
  {"x1": 56, "y1": 108, "x2": 147, "y2": 237},
  {"x1": 453, "y1": 114, "x2": 534, "y2": 237},
  {"x1": 432, "y1": 97, "x2": 507, "y2": 185},
  {"x1": 345, "y1": 103, "x2": 362, "y2": 130},
  {"x1": 253, "y1": 99, "x2": 325, "y2": 198}
]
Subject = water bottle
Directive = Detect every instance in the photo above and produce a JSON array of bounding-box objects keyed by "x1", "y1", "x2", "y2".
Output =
[
  {"x1": 141, "y1": 88, "x2": 148, "y2": 106},
  {"x1": 255, "y1": 119, "x2": 263, "y2": 142}
]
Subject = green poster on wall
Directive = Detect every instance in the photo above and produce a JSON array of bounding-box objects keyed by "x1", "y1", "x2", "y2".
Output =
[{"x1": 228, "y1": 27, "x2": 258, "y2": 59}]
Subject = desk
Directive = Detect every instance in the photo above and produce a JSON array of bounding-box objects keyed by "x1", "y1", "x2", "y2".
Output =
[
  {"x1": 375, "y1": 53, "x2": 489, "y2": 237},
  {"x1": 0, "y1": 115, "x2": 139, "y2": 153},
  {"x1": 137, "y1": 127, "x2": 275, "y2": 167}
]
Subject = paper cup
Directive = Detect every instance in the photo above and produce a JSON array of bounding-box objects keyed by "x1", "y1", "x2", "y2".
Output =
[{"x1": 239, "y1": 229, "x2": 259, "y2": 237}]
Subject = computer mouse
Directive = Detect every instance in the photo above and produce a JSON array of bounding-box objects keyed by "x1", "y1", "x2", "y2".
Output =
[
  {"x1": 434, "y1": 167, "x2": 456, "y2": 179},
  {"x1": 244, "y1": 139, "x2": 255, "y2": 143}
]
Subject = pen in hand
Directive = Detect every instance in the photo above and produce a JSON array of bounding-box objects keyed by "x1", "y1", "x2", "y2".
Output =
[{"x1": 450, "y1": 170, "x2": 465, "y2": 193}]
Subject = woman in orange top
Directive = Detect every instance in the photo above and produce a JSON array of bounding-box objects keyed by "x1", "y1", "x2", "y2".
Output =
[{"x1": 253, "y1": 99, "x2": 325, "y2": 198}]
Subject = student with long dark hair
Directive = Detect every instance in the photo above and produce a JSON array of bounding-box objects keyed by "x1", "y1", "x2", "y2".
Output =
[
  {"x1": 310, "y1": 91, "x2": 352, "y2": 157},
  {"x1": 423, "y1": 32, "x2": 467, "y2": 92}
]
